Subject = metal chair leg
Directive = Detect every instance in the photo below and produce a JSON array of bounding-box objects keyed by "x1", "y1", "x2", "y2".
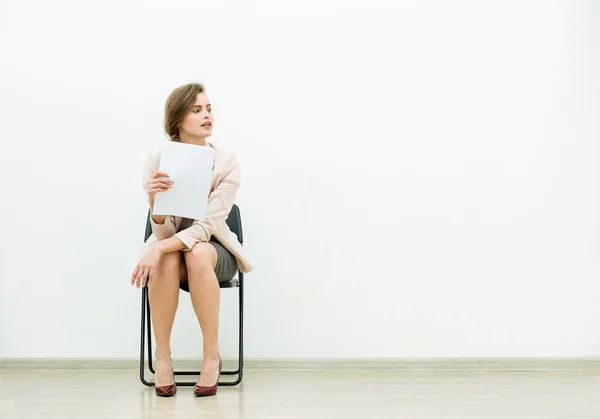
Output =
[
  {"x1": 216, "y1": 273, "x2": 244, "y2": 386},
  {"x1": 221, "y1": 273, "x2": 244, "y2": 385},
  {"x1": 139, "y1": 276, "x2": 244, "y2": 387},
  {"x1": 146, "y1": 295, "x2": 154, "y2": 375},
  {"x1": 140, "y1": 286, "x2": 153, "y2": 386}
]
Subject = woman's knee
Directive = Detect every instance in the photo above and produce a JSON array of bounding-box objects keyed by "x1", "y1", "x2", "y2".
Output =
[
  {"x1": 149, "y1": 251, "x2": 183, "y2": 288},
  {"x1": 158, "y1": 251, "x2": 182, "y2": 272},
  {"x1": 184, "y1": 243, "x2": 217, "y2": 272}
]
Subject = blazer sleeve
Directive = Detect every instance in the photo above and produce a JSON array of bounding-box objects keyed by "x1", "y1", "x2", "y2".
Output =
[
  {"x1": 174, "y1": 159, "x2": 241, "y2": 250},
  {"x1": 142, "y1": 152, "x2": 177, "y2": 240}
]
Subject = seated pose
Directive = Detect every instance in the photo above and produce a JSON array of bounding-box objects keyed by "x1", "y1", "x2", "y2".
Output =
[{"x1": 131, "y1": 82, "x2": 253, "y2": 397}]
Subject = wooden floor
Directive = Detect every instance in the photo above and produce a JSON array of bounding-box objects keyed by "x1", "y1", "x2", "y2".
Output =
[{"x1": 1, "y1": 369, "x2": 599, "y2": 418}]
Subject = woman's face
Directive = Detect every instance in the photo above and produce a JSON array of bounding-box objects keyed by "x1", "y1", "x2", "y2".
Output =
[{"x1": 179, "y1": 93, "x2": 214, "y2": 139}]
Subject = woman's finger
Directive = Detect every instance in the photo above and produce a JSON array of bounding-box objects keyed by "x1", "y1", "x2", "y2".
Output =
[
  {"x1": 153, "y1": 171, "x2": 170, "y2": 179},
  {"x1": 147, "y1": 180, "x2": 172, "y2": 190},
  {"x1": 148, "y1": 184, "x2": 170, "y2": 191},
  {"x1": 131, "y1": 265, "x2": 140, "y2": 285},
  {"x1": 135, "y1": 267, "x2": 146, "y2": 288},
  {"x1": 153, "y1": 179, "x2": 173, "y2": 188},
  {"x1": 141, "y1": 268, "x2": 148, "y2": 287},
  {"x1": 144, "y1": 268, "x2": 154, "y2": 287},
  {"x1": 146, "y1": 179, "x2": 171, "y2": 188},
  {"x1": 155, "y1": 177, "x2": 174, "y2": 184},
  {"x1": 148, "y1": 187, "x2": 170, "y2": 195},
  {"x1": 141, "y1": 268, "x2": 149, "y2": 288}
]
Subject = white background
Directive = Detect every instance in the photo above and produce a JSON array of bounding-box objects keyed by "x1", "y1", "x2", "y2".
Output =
[{"x1": 0, "y1": 0, "x2": 599, "y2": 360}]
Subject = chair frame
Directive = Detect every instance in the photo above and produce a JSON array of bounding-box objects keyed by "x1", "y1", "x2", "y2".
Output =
[{"x1": 139, "y1": 205, "x2": 245, "y2": 387}]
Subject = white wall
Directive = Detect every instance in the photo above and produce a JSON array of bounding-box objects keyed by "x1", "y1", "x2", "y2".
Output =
[{"x1": 0, "y1": 0, "x2": 599, "y2": 359}]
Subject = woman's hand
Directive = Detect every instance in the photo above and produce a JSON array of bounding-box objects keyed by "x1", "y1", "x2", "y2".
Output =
[
  {"x1": 131, "y1": 242, "x2": 164, "y2": 288},
  {"x1": 146, "y1": 171, "x2": 173, "y2": 207}
]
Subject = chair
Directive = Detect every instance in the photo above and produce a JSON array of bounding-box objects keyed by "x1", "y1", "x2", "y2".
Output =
[{"x1": 139, "y1": 204, "x2": 245, "y2": 387}]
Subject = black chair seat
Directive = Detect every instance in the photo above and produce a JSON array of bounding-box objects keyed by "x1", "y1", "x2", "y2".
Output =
[{"x1": 219, "y1": 279, "x2": 239, "y2": 288}]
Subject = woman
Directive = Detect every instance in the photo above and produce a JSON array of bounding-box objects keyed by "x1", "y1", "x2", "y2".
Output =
[{"x1": 131, "y1": 83, "x2": 253, "y2": 397}]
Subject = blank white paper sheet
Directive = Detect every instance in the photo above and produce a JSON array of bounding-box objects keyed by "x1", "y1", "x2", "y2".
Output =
[{"x1": 152, "y1": 141, "x2": 214, "y2": 220}]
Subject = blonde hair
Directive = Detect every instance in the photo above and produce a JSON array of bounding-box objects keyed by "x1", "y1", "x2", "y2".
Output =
[{"x1": 164, "y1": 83, "x2": 206, "y2": 141}]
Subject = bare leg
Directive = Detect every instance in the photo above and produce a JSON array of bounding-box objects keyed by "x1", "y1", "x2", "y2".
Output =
[
  {"x1": 148, "y1": 251, "x2": 185, "y2": 387},
  {"x1": 184, "y1": 243, "x2": 221, "y2": 387}
]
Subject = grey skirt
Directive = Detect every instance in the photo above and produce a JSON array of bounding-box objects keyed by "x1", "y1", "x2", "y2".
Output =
[{"x1": 179, "y1": 239, "x2": 238, "y2": 292}]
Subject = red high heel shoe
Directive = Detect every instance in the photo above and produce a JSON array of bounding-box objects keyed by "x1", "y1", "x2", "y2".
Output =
[
  {"x1": 155, "y1": 359, "x2": 177, "y2": 397},
  {"x1": 194, "y1": 359, "x2": 222, "y2": 397}
]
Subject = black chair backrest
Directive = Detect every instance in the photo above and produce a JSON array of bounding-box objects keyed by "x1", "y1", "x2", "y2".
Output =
[
  {"x1": 144, "y1": 204, "x2": 243, "y2": 244},
  {"x1": 144, "y1": 212, "x2": 153, "y2": 242},
  {"x1": 225, "y1": 204, "x2": 244, "y2": 243}
]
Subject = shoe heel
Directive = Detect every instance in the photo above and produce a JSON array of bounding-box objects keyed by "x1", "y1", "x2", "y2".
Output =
[
  {"x1": 194, "y1": 359, "x2": 222, "y2": 397},
  {"x1": 155, "y1": 358, "x2": 177, "y2": 397}
]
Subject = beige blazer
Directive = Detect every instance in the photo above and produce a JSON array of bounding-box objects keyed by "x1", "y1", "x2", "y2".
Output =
[{"x1": 140, "y1": 142, "x2": 253, "y2": 273}]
